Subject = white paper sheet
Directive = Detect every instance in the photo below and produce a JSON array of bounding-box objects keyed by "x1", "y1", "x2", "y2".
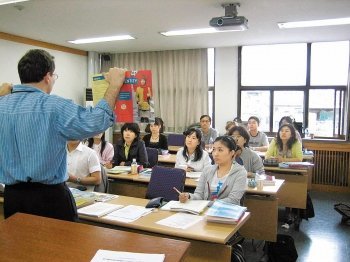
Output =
[
  {"x1": 104, "y1": 205, "x2": 153, "y2": 223},
  {"x1": 156, "y1": 213, "x2": 203, "y2": 229},
  {"x1": 91, "y1": 249, "x2": 165, "y2": 262}
]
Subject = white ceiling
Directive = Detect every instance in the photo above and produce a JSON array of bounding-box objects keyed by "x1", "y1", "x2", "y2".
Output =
[{"x1": 0, "y1": 0, "x2": 349, "y2": 53}]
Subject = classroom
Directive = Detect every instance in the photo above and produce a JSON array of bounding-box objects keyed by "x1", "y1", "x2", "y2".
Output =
[{"x1": 0, "y1": 1, "x2": 350, "y2": 261}]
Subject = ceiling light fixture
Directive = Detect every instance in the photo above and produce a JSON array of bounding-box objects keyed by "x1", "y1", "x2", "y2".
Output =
[
  {"x1": 0, "y1": 0, "x2": 29, "y2": 6},
  {"x1": 160, "y1": 27, "x2": 244, "y2": 36},
  {"x1": 278, "y1": 17, "x2": 350, "y2": 29},
  {"x1": 68, "y1": 35, "x2": 135, "y2": 44}
]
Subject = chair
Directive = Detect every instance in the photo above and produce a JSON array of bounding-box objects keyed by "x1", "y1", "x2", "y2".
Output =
[
  {"x1": 167, "y1": 133, "x2": 185, "y2": 147},
  {"x1": 94, "y1": 164, "x2": 109, "y2": 193},
  {"x1": 146, "y1": 147, "x2": 159, "y2": 167},
  {"x1": 145, "y1": 166, "x2": 186, "y2": 202}
]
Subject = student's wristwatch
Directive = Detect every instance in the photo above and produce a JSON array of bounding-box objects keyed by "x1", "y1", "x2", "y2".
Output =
[{"x1": 76, "y1": 177, "x2": 81, "y2": 184}]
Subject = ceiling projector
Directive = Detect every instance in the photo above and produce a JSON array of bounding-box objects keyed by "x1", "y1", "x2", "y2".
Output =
[{"x1": 209, "y1": 3, "x2": 248, "y2": 31}]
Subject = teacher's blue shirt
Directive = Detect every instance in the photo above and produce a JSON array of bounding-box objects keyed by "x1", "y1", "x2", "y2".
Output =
[{"x1": 0, "y1": 85, "x2": 115, "y2": 185}]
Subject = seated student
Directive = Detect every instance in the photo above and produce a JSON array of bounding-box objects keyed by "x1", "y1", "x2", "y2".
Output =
[
  {"x1": 225, "y1": 120, "x2": 237, "y2": 135},
  {"x1": 247, "y1": 116, "x2": 269, "y2": 152},
  {"x1": 228, "y1": 126, "x2": 264, "y2": 177},
  {"x1": 178, "y1": 136, "x2": 247, "y2": 205},
  {"x1": 199, "y1": 115, "x2": 218, "y2": 147},
  {"x1": 143, "y1": 117, "x2": 168, "y2": 153},
  {"x1": 87, "y1": 132, "x2": 114, "y2": 169},
  {"x1": 66, "y1": 140, "x2": 101, "y2": 192},
  {"x1": 175, "y1": 128, "x2": 211, "y2": 172},
  {"x1": 112, "y1": 123, "x2": 149, "y2": 167},
  {"x1": 266, "y1": 124, "x2": 303, "y2": 162},
  {"x1": 279, "y1": 116, "x2": 302, "y2": 143}
]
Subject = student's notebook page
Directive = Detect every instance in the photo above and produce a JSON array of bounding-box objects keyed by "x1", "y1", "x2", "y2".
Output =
[
  {"x1": 161, "y1": 200, "x2": 210, "y2": 215},
  {"x1": 77, "y1": 202, "x2": 123, "y2": 217},
  {"x1": 104, "y1": 205, "x2": 153, "y2": 223}
]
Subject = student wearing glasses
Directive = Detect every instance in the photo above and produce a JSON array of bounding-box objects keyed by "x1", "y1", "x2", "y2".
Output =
[
  {"x1": 178, "y1": 136, "x2": 247, "y2": 205},
  {"x1": 228, "y1": 126, "x2": 264, "y2": 177},
  {"x1": 199, "y1": 115, "x2": 218, "y2": 148}
]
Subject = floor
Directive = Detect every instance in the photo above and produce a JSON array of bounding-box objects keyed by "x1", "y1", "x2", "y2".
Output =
[{"x1": 243, "y1": 191, "x2": 350, "y2": 262}]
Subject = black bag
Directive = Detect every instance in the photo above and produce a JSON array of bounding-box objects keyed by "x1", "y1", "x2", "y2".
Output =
[
  {"x1": 265, "y1": 234, "x2": 298, "y2": 262},
  {"x1": 299, "y1": 192, "x2": 315, "y2": 220},
  {"x1": 231, "y1": 243, "x2": 245, "y2": 262}
]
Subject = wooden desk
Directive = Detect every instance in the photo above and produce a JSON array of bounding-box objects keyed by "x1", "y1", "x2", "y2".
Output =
[
  {"x1": 256, "y1": 151, "x2": 314, "y2": 161},
  {"x1": 80, "y1": 195, "x2": 250, "y2": 262},
  {"x1": 264, "y1": 166, "x2": 309, "y2": 209},
  {"x1": 158, "y1": 154, "x2": 176, "y2": 165},
  {"x1": 107, "y1": 172, "x2": 283, "y2": 242},
  {"x1": 0, "y1": 213, "x2": 190, "y2": 262},
  {"x1": 168, "y1": 145, "x2": 181, "y2": 152}
]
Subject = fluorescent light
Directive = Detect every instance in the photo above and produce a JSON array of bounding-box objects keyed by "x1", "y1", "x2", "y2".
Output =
[
  {"x1": 160, "y1": 27, "x2": 244, "y2": 36},
  {"x1": 278, "y1": 17, "x2": 350, "y2": 29},
  {"x1": 0, "y1": 0, "x2": 29, "y2": 5},
  {"x1": 68, "y1": 35, "x2": 135, "y2": 44}
]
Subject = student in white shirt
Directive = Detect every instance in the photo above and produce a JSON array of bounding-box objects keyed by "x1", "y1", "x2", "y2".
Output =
[
  {"x1": 175, "y1": 128, "x2": 212, "y2": 172},
  {"x1": 66, "y1": 140, "x2": 101, "y2": 191}
]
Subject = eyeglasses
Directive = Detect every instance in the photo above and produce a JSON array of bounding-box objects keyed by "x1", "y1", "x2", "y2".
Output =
[{"x1": 52, "y1": 73, "x2": 58, "y2": 80}]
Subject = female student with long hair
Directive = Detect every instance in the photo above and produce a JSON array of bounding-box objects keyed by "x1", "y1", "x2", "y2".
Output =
[
  {"x1": 87, "y1": 132, "x2": 114, "y2": 168},
  {"x1": 266, "y1": 123, "x2": 302, "y2": 162},
  {"x1": 178, "y1": 136, "x2": 247, "y2": 205},
  {"x1": 175, "y1": 128, "x2": 211, "y2": 172}
]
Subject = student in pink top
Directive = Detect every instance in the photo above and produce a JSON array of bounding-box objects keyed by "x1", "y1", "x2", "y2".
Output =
[{"x1": 87, "y1": 132, "x2": 114, "y2": 168}]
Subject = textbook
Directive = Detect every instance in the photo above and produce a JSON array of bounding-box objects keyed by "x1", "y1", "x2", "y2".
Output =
[
  {"x1": 77, "y1": 202, "x2": 124, "y2": 217},
  {"x1": 70, "y1": 188, "x2": 96, "y2": 208},
  {"x1": 255, "y1": 174, "x2": 276, "y2": 186},
  {"x1": 206, "y1": 200, "x2": 247, "y2": 224},
  {"x1": 186, "y1": 172, "x2": 202, "y2": 179},
  {"x1": 92, "y1": 70, "x2": 154, "y2": 123},
  {"x1": 161, "y1": 200, "x2": 210, "y2": 215}
]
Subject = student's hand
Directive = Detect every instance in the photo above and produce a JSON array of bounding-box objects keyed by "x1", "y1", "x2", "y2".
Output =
[
  {"x1": 104, "y1": 162, "x2": 113, "y2": 169},
  {"x1": 186, "y1": 166, "x2": 194, "y2": 172},
  {"x1": 0, "y1": 83, "x2": 12, "y2": 96},
  {"x1": 120, "y1": 161, "x2": 125, "y2": 166},
  {"x1": 179, "y1": 193, "x2": 189, "y2": 203},
  {"x1": 104, "y1": 67, "x2": 126, "y2": 90}
]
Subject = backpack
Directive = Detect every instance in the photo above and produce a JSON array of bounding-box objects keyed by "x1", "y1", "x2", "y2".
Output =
[
  {"x1": 231, "y1": 243, "x2": 246, "y2": 262},
  {"x1": 265, "y1": 234, "x2": 298, "y2": 262}
]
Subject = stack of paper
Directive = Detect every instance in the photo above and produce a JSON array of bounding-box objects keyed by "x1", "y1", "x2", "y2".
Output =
[
  {"x1": 70, "y1": 188, "x2": 96, "y2": 208},
  {"x1": 279, "y1": 162, "x2": 314, "y2": 169},
  {"x1": 77, "y1": 202, "x2": 123, "y2": 217},
  {"x1": 107, "y1": 166, "x2": 131, "y2": 174},
  {"x1": 91, "y1": 249, "x2": 165, "y2": 262},
  {"x1": 186, "y1": 172, "x2": 202, "y2": 179},
  {"x1": 94, "y1": 193, "x2": 118, "y2": 202},
  {"x1": 161, "y1": 200, "x2": 210, "y2": 215},
  {"x1": 206, "y1": 200, "x2": 247, "y2": 224},
  {"x1": 255, "y1": 174, "x2": 276, "y2": 186}
]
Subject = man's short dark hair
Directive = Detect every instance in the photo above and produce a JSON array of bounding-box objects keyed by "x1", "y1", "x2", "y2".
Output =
[
  {"x1": 200, "y1": 115, "x2": 211, "y2": 122},
  {"x1": 18, "y1": 49, "x2": 55, "y2": 84},
  {"x1": 248, "y1": 116, "x2": 260, "y2": 125}
]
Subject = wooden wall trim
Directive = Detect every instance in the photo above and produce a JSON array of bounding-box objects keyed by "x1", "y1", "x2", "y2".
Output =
[
  {"x1": 0, "y1": 32, "x2": 87, "y2": 56},
  {"x1": 304, "y1": 140, "x2": 350, "y2": 152}
]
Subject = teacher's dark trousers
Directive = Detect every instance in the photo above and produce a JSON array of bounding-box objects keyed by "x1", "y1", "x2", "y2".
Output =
[{"x1": 4, "y1": 182, "x2": 78, "y2": 222}]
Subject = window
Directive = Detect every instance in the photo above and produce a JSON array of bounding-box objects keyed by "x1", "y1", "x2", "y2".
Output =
[{"x1": 239, "y1": 41, "x2": 349, "y2": 139}]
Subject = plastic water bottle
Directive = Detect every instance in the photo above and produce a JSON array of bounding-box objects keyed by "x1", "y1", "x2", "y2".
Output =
[{"x1": 131, "y1": 158, "x2": 138, "y2": 175}]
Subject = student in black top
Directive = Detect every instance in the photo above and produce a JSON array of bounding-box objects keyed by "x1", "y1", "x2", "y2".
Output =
[
  {"x1": 112, "y1": 123, "x2": 149, "y2": 167},
  {"x1": 143, "y1": 117, "x2": 168, "y2": 153}
]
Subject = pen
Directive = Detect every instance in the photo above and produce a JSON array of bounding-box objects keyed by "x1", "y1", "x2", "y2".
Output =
[{"x1": 173, "y1": 187, "x2": 182, "y2": 195}]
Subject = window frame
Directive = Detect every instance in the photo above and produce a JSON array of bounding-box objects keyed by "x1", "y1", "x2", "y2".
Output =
[{"x1": 237, "y1": 43, "x2": 348, "y2": 139}]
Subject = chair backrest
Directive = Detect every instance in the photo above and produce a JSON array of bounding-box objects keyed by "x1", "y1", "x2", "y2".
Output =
[
  {"x1": 167, "y1": 133, "x2": 185, "y2": 147},
  {"x1": 146, "y1": 166, "x2": 186, "y2": 202},
  {"x1": 94, "y1": 165, "x2": 109, "y2": 193},
  {"x1": 146, "y1": 147, "x2": 159, "y2": 168}
]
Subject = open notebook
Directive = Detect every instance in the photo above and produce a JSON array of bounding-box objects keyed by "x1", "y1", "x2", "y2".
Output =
[
  {"x1": 77, "y1": 202, "x2": 123, "y2": 217},
  {"x1": 161, "y1": 200, "x2": 210, "y2": 215}
]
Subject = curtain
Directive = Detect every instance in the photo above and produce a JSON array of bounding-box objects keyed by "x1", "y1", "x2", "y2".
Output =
[{"x1": 101, "y1": 49, "x2": 208, "y2": 133}]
